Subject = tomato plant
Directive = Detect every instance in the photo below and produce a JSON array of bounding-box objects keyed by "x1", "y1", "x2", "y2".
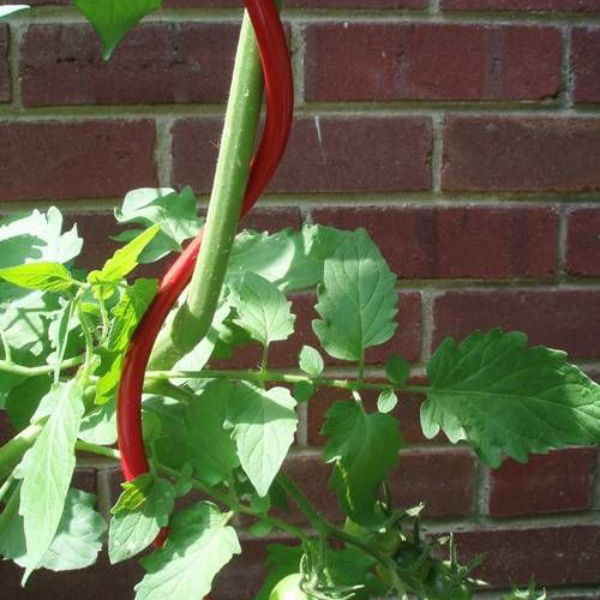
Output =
[{"x1": 0, "y1": 2, "x2": 594, "y2": 600}]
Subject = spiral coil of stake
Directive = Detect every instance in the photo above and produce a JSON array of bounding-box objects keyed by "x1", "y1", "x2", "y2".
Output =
[{"x1": 116, "y1": 0, "x2": 294, "y2": 542}]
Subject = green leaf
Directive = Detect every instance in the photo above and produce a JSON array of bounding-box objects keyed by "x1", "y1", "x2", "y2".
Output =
[
  {"x1": 422, "y1": 329, "x2": 600, "y2": 467},
  {"x1": 228, "y1": 382, "x2": 298, "y2": 497},
  {"x1": 17, "y1": 380, "x2": 85, "y2": 581},
  {"x1": 95, "y1": 278, "x2": 157, "y2": 404},
  {"x1": 377, "y1": 389, "x2": 398, "y2": 414},
  {"x1": 313, "y1": 229, "x2": 398, "y2": 362},
  {"x1": 299, "y1": 345, "x2": 324, "y2": 377},
  {"x1": 135, "y1": 502, "x2": 241, "y2": 600},
  {"x1": 1, "y1": 488, "x2": 106, "y2": 572},
  {"x1": 109, "y1": 478, "x2": 175, "y2": 564},
  {"x1": 111, "y1": 473, "x2": 154, "y2": 515},
  {"x1": 88, "y1": 224, "x2": 159, "y2": 290},
  {"x1": 143, "y1": 396, "x2": 189, "y2": 471},
  {"x1": 174, "y1": 300, "x2": 231, "y2": 391},
  {"x1": 230, "y1": 272, "x2": 295, "y2": 348},
  {"x1": 0, "y1": 5, "x2": 29, "y2": 19},
  {"x1": 292, "y1": 380, "x2": 314, "y2": 404},
  {"x1": 255, "y1": 543, "x2": 304, "y2": 600},
  {"x1": 6, "y1": 375, "x2": 52, "y2": 429},
  {"x1": 322, "y1": 401, "x2": 402, "y2": 525},
  {"x1": 185, "y1": 380, "x2": 239, "y2": 487},
  {"x1": 74, "y1": 0, "x2": 161, "y2": 59},
  {"x1": 79, "y1": 399, "x2": 117, "y2": 445},
  {"x1": 114, "y1": 187, "x2": 202, "y2": 263},
  {"x1": 0, "y1": 262, "x2": 75, "y2": 292},
  {"x1": 37, "y1": 488, "x2": 106, "y2": 571},
  {"x1": 227, "y1": 225, "x2": 354, "y2": 293},
  {"x1": 0, "y1": 207, "x2": 82, "y2": 269},
  {"x1": 385, "y1": 355, "x2": 410, "y2": 386}
]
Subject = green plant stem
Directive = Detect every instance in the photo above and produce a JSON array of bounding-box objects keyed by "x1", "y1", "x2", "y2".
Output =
[
  {"x1": 145, "y1": 367, "x2": 430, "y2": 395},
  {"x1": 276, "y1": 472, "x2": 392, "y2": 566},
  {"x1": 148, "y1": 8, "x2": 269, "y2": 371},
  {"x1": 75, "y1": 440, "x2": 120, "y2": 460},
  {"x1": 0, "y1": 473, "x2": 14, "y2": 504},
  {"x1": 0, "y1": 355, "x2": 84, "y2": 376},
  {"x1": 157, "y1": 462, "x2": 309, "y2": 542},
  {"x1": 0, "y1": 423, "x2": 41, "y2": 481},
  {"x1": 0, "y1": 481, "x2": 19, "y2": 531}
]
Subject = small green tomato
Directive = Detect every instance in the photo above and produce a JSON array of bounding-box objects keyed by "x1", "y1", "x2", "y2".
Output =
[{"x1": 269, "y1": 574, "x2": 311, "y2": 600}]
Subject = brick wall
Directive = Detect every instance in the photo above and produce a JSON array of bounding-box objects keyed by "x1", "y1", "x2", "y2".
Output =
[{"x1": 1, "y1": 0, "x2": 600, "y2": 598}]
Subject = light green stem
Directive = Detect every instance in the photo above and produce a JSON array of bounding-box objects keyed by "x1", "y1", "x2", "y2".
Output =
[
  {"x1": 0, "y1": 424, "x2": 41, "y2": 481},
  {"x1": 144, "y1": 367, "x2": 429, "y2": 395},
  {"x1": 148, "y1": 9, "x2": 268, "y2": 370},
  {"x1": 0, "y1": 355, "x2": 84, "y2": 377}
]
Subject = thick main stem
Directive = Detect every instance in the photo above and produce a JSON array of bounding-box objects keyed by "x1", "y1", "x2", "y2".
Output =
[{"x1": 148, "y1": 11, "x2": 267, "y2": 371}]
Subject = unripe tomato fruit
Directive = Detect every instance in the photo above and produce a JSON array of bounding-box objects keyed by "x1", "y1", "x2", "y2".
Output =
[{"x1": 269, "y1": 574, "x2": 311, "y2": 600}]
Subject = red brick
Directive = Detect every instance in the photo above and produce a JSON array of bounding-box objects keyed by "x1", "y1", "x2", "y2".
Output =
[
  {"x1": 72, "y1": 467, "x2": 98, "y2": 495},
  {"x1": 305, "y1": 24, "x2": 560, "y2": 102},
  {"x1": 312, "y1": 205, "x2": 558, "y2": 280},
  {"x1": 572, "y1": 28, "x2": 600, "y2": 104},
  {"x1": 0, "y1": 120, "x2": 157, "y2": 202},
  {"x1": 443, "y1": 117, "x2": 600, "y2": 192},
  {"x1": 21, "y1": 23, "x2": 239, "y2": 107},
  {"x1": 1, "y1": 551, "x2": 144, "y2": 599},
  {"x1": 0, "y1": 411, "x2": 14, "y2": 445},
  {"x1": 282, "y1": 449, "x2": 475, "y2": 523},
  {"x1": 489, "y1": 447, "x2": 597, "y2": 517},
  {"x1": 172, "y1": 116, "x2": 432, "y2": 194},
  {"x1": 64, "y1": 212, "x2": 120, "y2": 271},
  {"x1": 0, "y1": 26, "x2": 9, "y2": 103},
  {"x1": 442, "y1": 0, "x2": 600, "y2": 10},
  {"x1": 433, "y1": 289, "x2": 600, "y2": 359},
  {"x1": 566, "y1": 207, "x2": 600, "y2": 277},
  {"x1": 241, "y1": 207, "x2": 302, "y2": 233},
  {"x1": 452, "y1": 525, "x2": 600, "y2": 587}
]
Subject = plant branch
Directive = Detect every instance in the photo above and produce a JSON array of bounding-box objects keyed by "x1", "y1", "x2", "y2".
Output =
[
  {"x1": 0, "y1": 355, "x2": 85, "y2": 377},
  {"x1": 144, "y1": 367, "x2": 430, "y2": 395},
  {"x1": 148, "y1": 8, "x2": 269, "y2": 370},
  {"x1": 0, "y1": 424, "x2": 41, "y2": 481}
]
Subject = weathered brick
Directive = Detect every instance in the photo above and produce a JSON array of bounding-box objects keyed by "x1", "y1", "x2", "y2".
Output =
[
  {"x1": 172, "y1": 116, "x2": 432, "y2": 194},
  {"x1": 0, "y1": 25, "x2": 9, "y2": 102},
  {"x1": 572, "y1": 28, "x2": 600, "y2": 104},
  {"x1": 72, "y1": 467, "x2": 98, "y2": 495},
  {"x1": 443, "y1": 117, "x2": 600, "y2": 192},
  {"x1": 312, "y1": 205, "x2": 558, "y2": 280},
  {"x1": 452, "y1": 525, "x2": 600, "y2": 587},
  {"x1": 489, "y1": 447, "x2": 597, "y2": 517},
  {"x1": 565, "y1": 207, "x2": 600, "y2": 277},
  {"x1": 305, "y1": 24, "x2": 560, "y2": 102},
  {"x1": 1, "y1": 551, "x2": 144, "y2": 599},
  {"x1": 21, "y1": 23, "x2": 239, "y2": 106},
  {"x1": 0, "y1": 120, "x2": 157, "y2": 202},
  {"x1": 441, "y1": 0, "x2": 600, "y2": 10},
  {"x1": 306, "y1": 382, "x2": 433, "y2": 447},
  {"x1": 64, "y1": 212, "x2": 121, "y2": 272},
  {"x1": 0, "y1": 411, "x2": 14, "y2": 445},
  {"x1": 433, "y1": 289, "x2": 600, "y2": 359},
  {"x1": 282, "y1": 449, "x2": 476, "y2": 523}
]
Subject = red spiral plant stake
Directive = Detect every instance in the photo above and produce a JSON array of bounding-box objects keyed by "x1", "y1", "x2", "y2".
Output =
[{"x1": 116, "y1": 0, "x2": 293, "y2": 507}]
